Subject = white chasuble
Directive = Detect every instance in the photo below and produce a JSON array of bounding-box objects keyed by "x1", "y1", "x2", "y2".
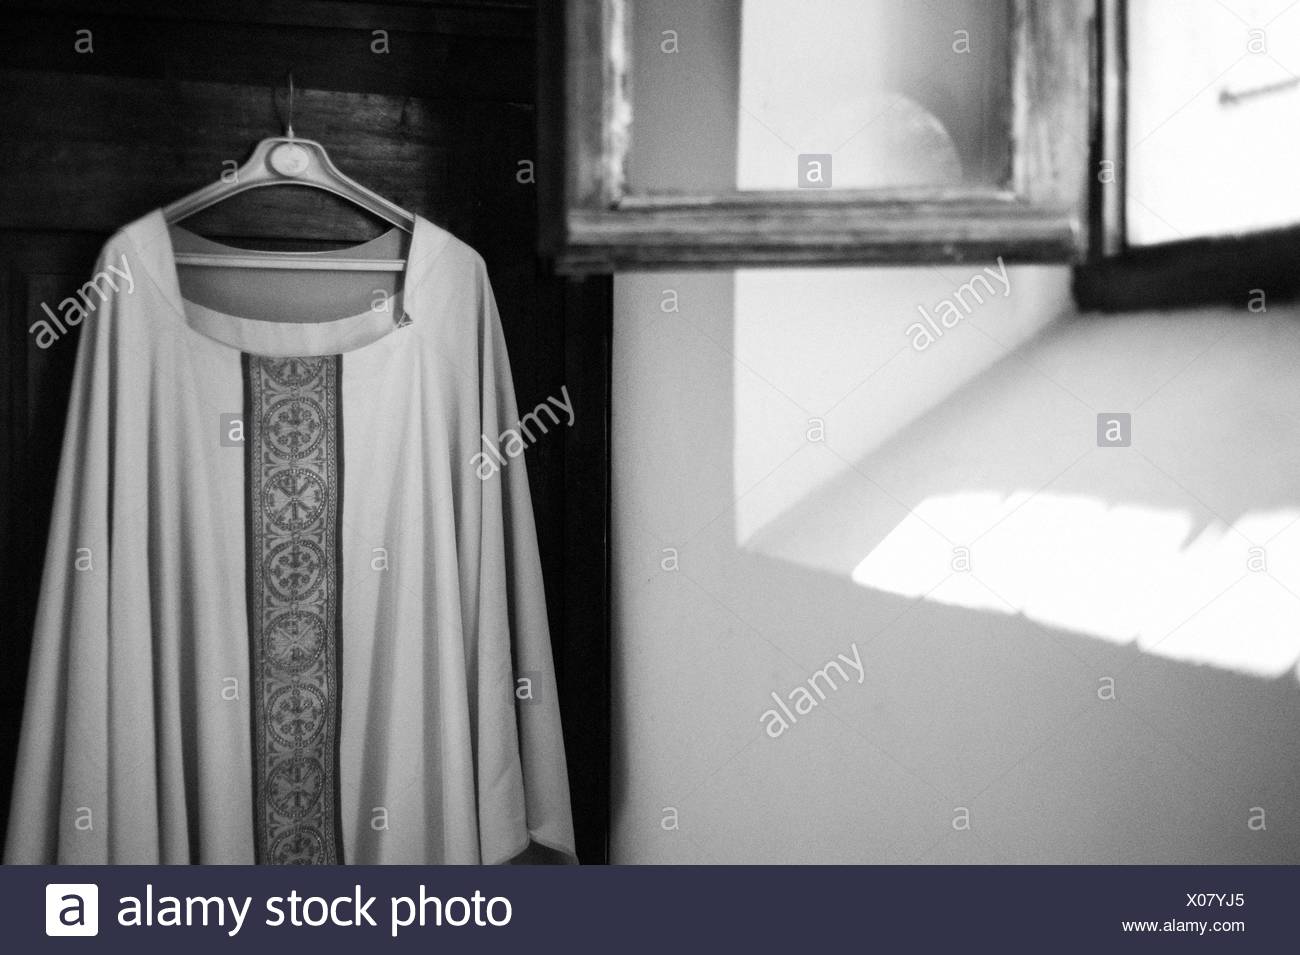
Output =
[{"x1": 4, "y1": 210, "x2": 577, "y2": 864}]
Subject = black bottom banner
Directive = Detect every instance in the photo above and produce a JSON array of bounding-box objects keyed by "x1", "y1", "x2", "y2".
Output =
[{"x1": 4, "y1": 864, "x2": 1290, "y2": 952}]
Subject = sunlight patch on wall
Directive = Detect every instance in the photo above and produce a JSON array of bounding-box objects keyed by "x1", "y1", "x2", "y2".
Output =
[{"x1": 850, "y1": 491, "x2": 1300, "y2": 678}]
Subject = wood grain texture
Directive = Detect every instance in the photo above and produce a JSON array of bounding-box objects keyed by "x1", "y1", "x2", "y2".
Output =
[
  {"x1": 1012, "y1": 0, "x2": 1094, "y2": 212},
  {"x1": 560, "y1": 199, "x2": 1080, "y2": 271},
  {"x1": 0, "y1": 4, "x2": 534, "y2": 99},
  {"x1": 565, "y1": 0, "x2": 624, "y2": 209},
  {"x1": 0, "y1": 70, "x2": 546, "y2": 240},
  {"x1": 4, "y1": 0, "x2": 534, "y2": 34}
]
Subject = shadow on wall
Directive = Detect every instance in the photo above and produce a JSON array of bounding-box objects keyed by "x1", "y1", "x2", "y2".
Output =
[{"x1": 611, "y1": 268, "x2": 1300, "y2": 864}]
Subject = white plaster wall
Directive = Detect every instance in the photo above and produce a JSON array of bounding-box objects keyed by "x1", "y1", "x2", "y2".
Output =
[{"x1": 610, "y1": 0, "x2": 1300, "y2": 864}]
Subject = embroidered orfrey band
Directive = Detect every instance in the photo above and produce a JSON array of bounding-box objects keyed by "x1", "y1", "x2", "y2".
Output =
[{"x1": 244, "y1": 355, "x2": 344, "y2": 864}]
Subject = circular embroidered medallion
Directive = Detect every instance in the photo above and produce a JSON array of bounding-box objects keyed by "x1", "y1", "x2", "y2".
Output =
[
  {"x1": 268, "y1": 755, "x2": 325, "y2": 819},
  {"x1": 264, "y1": 539, "x2": 326, "y2": 601},
  {"x1": 264, "y1": 610, "x2": 326, "y2": 672},
  {"x1": 261, "y1": 466, "x2": 327, "y2": 531},
  {"x1": 267, "y1": 682, "x2": 328, "y2": 747},
  {"x1": 269, "y1": 826, "x2": 326, "y2": 865},
  {"x1": 265, "y1": 396, "x2": 325, "y2": 459},
  {"x1": 264, "y1": 357, "x2": 324, "y2": 390}
]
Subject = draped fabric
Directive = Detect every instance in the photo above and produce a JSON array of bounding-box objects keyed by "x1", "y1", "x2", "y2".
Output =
[{"x1": 4, "y1": 210, "x2": 577, "y2": 864}]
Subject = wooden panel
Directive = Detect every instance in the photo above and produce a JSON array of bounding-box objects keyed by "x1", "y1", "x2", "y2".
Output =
[
  {"x1": 0, "y1": 6, "x2": 534, "y2": 101},
  {"x1": 560, "y1": 274, "x2": 611, "y2": 866},
  {"x1": 8, "y1": 0, "x2": 533, "y2": 35},
  {"x1": 0, "y1": 233, "x2": 100, "y2": 838},
  {"x1": 0, "y1": 0, "x2": 613, "y2": 863},
  {"x1": 0, "y1": 70, "x2": 460, "y2": 238},
  {"x1": 536, "y1": 0, "x2": 567, "y2": 257},
  {"x1": 11, "y1": 0, "x2": 536, "y2": 36},
  {"x1": 537, "y1": 0, "x2": 613, "y2": 863}
]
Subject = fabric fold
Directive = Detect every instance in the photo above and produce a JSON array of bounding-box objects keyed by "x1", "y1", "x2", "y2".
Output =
[{"x1": 4, "y1": 210, "x2": 576, "y2": 865}]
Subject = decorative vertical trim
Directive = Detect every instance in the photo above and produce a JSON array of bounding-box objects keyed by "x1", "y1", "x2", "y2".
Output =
[
  {"x1": 244, "y1": 355, "x2": 344, "y2": 864},
  {"x1": 331, "y1": 355, "x2": 345, "y2": 861}
]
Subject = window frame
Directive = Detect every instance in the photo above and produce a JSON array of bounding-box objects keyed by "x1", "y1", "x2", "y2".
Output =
[
  {"x1": 1075, "y1": 0, "x2": 1300, "y2": 311},
  {"x1": 542, "y1": 0, "x2": 1096, "y2": 273}
]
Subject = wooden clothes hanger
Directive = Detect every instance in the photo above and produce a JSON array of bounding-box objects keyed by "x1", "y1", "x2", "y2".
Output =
[{"x1": 163, "y1": 73, "x2": 414, "y2": 272}]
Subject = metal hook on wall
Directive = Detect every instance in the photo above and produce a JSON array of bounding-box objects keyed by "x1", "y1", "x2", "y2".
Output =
[
  {"x1": 284, "y1": 70, "x2": 295, "y2": 139},
  {"x1": 269, "y1": 70, "x2": 311, "y2": 178}
]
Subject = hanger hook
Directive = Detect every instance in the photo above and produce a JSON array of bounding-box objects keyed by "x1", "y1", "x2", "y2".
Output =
[{"x1": 285, "y1": 70, "x2": 295, "y2": 139}]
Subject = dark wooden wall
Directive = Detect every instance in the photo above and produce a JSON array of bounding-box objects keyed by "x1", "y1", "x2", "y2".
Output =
[{"x1": 0, "y1": 0, "x2": 609, "y2": 863}]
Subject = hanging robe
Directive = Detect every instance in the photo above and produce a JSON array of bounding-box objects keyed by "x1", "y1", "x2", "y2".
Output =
[{"x1": 4, "y1": 209, "x2": 577, "y2": 864}]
